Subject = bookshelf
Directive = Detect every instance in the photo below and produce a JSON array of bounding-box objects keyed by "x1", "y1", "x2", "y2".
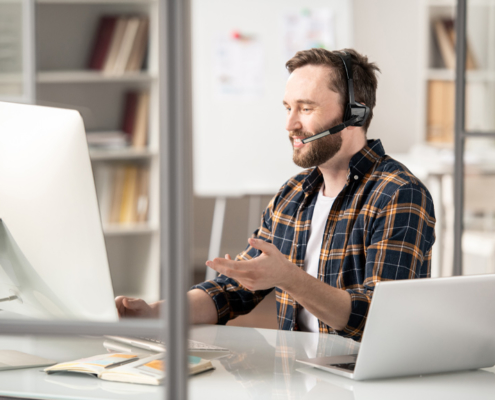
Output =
[
  {"x1": 421, "y1": 0, "x2": 495, "y2": 144},
  {"x1": 37, "y1": 70, "x2": 156, "y2": 83},
  {"x1": 0, "y1": 0, "x2": 162, "y2": 302}
]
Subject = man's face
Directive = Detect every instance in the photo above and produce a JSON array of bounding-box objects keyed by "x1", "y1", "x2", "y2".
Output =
[{"x1": 283, "y1": 64, "x2": 343, "y2": 169}]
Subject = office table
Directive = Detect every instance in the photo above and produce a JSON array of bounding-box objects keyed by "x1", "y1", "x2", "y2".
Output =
[{"x1": 0, "y1": 325, "x2": 493, "y2": 399}]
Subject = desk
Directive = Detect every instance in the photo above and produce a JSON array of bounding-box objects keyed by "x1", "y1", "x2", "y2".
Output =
[{"x1": 0, "y1": 325, "x2": 493, "y2": 399}]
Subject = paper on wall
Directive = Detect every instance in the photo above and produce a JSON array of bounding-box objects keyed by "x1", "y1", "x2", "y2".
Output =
[
  {"x1": 213, "y1": 34, "x2": 264, "y2": 100},
  {"x1": 282, "y1": 8, "x2": 335, "y2": 68}
]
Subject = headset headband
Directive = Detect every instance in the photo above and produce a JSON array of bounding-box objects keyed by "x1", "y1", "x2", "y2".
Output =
[{"x1": 338, "y1": 52, "x2": 355, "y2": 105}]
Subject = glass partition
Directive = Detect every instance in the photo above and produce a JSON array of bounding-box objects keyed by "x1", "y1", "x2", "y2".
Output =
[{"x1": 453, "y1": 0, "x2": 495, "y2": 275}]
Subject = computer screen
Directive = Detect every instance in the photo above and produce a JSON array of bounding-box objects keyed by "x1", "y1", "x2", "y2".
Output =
[{"x1": 0, "y1": 101, "x2": 118, "y2": 321}]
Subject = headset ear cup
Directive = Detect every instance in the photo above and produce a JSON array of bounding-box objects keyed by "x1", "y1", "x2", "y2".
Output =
[{"x1": 349, "y1": 104, "x2": 370, "y2": 127}]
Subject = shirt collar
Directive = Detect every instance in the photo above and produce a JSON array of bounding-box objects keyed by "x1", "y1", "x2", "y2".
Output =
[{"x1": 302, "y1": 139, "x2": 385, "y2": 195}]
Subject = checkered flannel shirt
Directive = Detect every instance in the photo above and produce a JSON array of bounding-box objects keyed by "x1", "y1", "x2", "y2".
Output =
[{"x1": 192, "y1": 139, "x2": 436, "y2": 341}]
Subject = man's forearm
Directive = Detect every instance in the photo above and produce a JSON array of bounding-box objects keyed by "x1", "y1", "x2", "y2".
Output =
[
  {"x1": 282, "y1": 267, "x2": 352, "y2": 331},
  {"x1": 188, "y1": 289, "x2": 218, "y2": 325}
]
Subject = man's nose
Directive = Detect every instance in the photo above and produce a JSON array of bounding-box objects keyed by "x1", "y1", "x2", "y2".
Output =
[{"x1": 285, "y1": 111, "x2": 302, "y2": 132}]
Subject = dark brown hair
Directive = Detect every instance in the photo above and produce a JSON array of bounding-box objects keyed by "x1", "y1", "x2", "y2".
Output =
[{"x1": 286, "y1": 48, "x2": 380, "y2": 132}]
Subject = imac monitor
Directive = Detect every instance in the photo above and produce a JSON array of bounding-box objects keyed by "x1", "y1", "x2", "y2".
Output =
[{"x1": 0, "y1": 101, "x2": 118, "y2": 321}]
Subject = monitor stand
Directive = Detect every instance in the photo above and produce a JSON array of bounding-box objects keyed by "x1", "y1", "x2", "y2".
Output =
[{"x1": 0, "y1": 218, "x2": 75, "y2": 319}]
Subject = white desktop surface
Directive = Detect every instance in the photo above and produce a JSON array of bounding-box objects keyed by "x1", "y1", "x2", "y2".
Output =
[{"x1": 0, "y1": 325, "x2": 492, "y2": 399}]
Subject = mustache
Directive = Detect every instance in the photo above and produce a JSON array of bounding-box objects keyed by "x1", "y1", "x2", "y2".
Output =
[{"x1": 289, "y1": 131, "x2": 313, "y2": 139}]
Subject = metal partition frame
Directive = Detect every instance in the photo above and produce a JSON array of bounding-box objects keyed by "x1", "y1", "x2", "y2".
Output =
[
  {"x1": 0, "y1": 0, "x2": 192, "y2": 399},
  {"x1": 160, "y1": 0, "x2": 192, "y2": 398},
  {"x1": 453, "y1": 0, "x2": 495, "y2": 275}
]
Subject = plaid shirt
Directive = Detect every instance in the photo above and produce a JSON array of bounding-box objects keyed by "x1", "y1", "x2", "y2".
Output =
[{"x1": 193, "y1": 139, "x2": 436, "y2": 341}]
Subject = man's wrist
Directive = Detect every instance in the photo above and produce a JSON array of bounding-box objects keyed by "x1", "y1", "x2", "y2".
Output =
[
  {"x1": 149, "y1": 300, "x2": 164, "y2": 318},
  {"x1": 279, "y1": 261, "x2": 301, "y2": 293}
]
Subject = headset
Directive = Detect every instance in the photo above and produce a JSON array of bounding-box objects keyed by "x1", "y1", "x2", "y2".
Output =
[{"x1": 301, "y1": 51, "x2": 371, "y2": 144}]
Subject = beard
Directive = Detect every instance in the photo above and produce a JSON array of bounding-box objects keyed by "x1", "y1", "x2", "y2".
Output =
[{"x1": 290, "y1": 124, "x2": 343, "y2": 169}]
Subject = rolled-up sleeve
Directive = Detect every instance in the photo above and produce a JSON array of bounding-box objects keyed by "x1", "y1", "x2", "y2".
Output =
[{"x1": 336, "y1": 182, "x2": 436, "y2": 341}]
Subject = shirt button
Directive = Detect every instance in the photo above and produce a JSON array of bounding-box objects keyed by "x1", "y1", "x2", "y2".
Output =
[{"x1": 354, "y1": 175, "x2": 359, "y2": 180}]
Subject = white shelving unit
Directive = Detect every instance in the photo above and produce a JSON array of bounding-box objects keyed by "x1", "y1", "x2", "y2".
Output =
[
  {"x1": 22, "y1": 0, "x2": 161, "y2": 301},
  {"x1": 420, "y1": 0, "x2": 495, "y2": 277},
  {"x1": 421, "y1": 0, "x2": 495, "y2": 141}
]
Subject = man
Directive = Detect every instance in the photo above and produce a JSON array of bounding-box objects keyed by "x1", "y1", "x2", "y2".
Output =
[{"x1": 116, "y1": 48, "x2": 435, "y2": 342}]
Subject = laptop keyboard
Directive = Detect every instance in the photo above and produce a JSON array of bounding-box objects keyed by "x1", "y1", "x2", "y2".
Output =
[
  {"x1": 138, "y1": 336, "x2": 229, "y2": 352},
  {"x1": 330, "y1": 363, "x2": 356, "y2": 371}
]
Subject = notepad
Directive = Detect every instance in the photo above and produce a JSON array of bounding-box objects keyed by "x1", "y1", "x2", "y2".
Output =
[{"x1": 45, "y1": 352, "x2": 214, "y2": 385}]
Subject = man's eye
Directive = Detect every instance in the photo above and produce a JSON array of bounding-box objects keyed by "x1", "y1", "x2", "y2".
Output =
[{"x1": 303, "y1": 108, "x2": 311, "y2": 112}]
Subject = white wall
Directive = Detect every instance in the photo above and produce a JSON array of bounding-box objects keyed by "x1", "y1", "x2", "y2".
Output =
[
  {"x1": 193, "y1": 1, "x2": 426, "y2": 274},
  {"x1": 353, "y1": 0, "x2": 423, "y2": 153}
]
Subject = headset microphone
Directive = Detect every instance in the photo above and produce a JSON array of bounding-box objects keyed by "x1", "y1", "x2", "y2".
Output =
[{"x1": 301, "y1": 51, "x2": 370, "y2": 145}]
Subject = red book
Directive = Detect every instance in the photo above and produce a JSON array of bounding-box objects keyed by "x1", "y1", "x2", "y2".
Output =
[
  {"x1": 122, "y1": 92, "x2": 138, "y2": 141},
  {"x1": 88, "y1": 16, "x2": 118, "y2": 70}
]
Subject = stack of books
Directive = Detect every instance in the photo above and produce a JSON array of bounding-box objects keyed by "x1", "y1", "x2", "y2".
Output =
[
  {"x1": 88, "y1": 15, "x2": 149, "y2": 75},
  {"x1": 86, "y1": 131, "x2": 128, "y2": 149},
  {"x1": 95, "y1": 164, "x2": 150, "y2": 225},
  {"x1": 86, "y1": 90, "x2": 149, "y2": 150},
  {"x1": 433, "y1": 18, "x2": 477, "y2": 70}
]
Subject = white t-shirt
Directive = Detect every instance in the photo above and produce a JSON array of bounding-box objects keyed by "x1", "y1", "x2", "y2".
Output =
[{"x1": 297, "y1": 185, "x2": 336, "y2": 332}]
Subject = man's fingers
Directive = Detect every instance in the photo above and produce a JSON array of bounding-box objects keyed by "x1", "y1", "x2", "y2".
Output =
[
  {"x1": 206, "y1": 258, "x2": 249, "y2": 280},
  {"x1": 115, "y1": 296, "x2": 128, "y2": 317},
  {"x1": 248, "y1": 238, "x2": 274, "y2": 255},
  {"x1": 123, "y1": 298, "x2": 146, "y2": 310},
  {"x1": 225, "y1": 254, "x2": 232, "y2": 260}
]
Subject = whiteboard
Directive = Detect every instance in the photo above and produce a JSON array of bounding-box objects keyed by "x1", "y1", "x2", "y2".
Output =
[{"x1": 192, "y1": 0, "x2": 353, "y2": 197}]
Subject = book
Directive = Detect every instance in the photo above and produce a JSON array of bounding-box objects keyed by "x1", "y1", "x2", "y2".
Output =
[
  {"x1": 109, "y1": 166, "x2": 126, "y2": 223},
  {"x1": 131, "y1": 91, "x2": 150, "y2": 149},
  {"x1": 426, "y1": 80, "x2": 454, "y2": 143},
  {"x1": 119, "y1": 165, "x2": 139, "y2": 224},
  {"x1": 126, "y1": 17, "x2": 149, "y2": 72},
  {"x1": 103, "y1": 17, "x2": 128, "y2": 74},
  {"x1": 136, "y1": 166, "x2": 150, "y2": 223},
  {"x1": 112, "y1": 16, "x2": 141, "y2": 75},
  {"x1": 106, "y1": 164, "x2": 150, "y2": 225},
  {"x1": 434, "y1": 19, "x2": 455, "y2": 70},
  {"x1": 121, "y1": 92, "x2": 139, "y2": 141},
  {"x1": 44, "y1": 353, "x2": 214, "y2": 386},
  {"x1": 88, "y1": 16, "x2": 118, "y2": 70}
]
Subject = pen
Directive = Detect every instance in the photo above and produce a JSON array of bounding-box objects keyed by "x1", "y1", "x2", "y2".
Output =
[{"x1": 104, "y1": 357, "x2": 139, "y2": 369}]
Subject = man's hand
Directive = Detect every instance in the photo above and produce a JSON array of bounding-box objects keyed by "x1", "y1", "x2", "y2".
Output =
[
  {"x1": 205, "y1": 238, "x2": 298, "y2": 291},
  {"x1": 115, "y1": 293, "x2": 218, "y2": 324},
  {"x1": 115, "y1": 296, "x2": 162, "y2": 318}
]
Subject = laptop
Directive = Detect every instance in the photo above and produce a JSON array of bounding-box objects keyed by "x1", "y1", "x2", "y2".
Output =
[
  {"x1": 296, "y1": 274, "x2": 495, "y2": 380},
  {"x1": 105, "y1": 335, "x2": 229, "y2": 353}
]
